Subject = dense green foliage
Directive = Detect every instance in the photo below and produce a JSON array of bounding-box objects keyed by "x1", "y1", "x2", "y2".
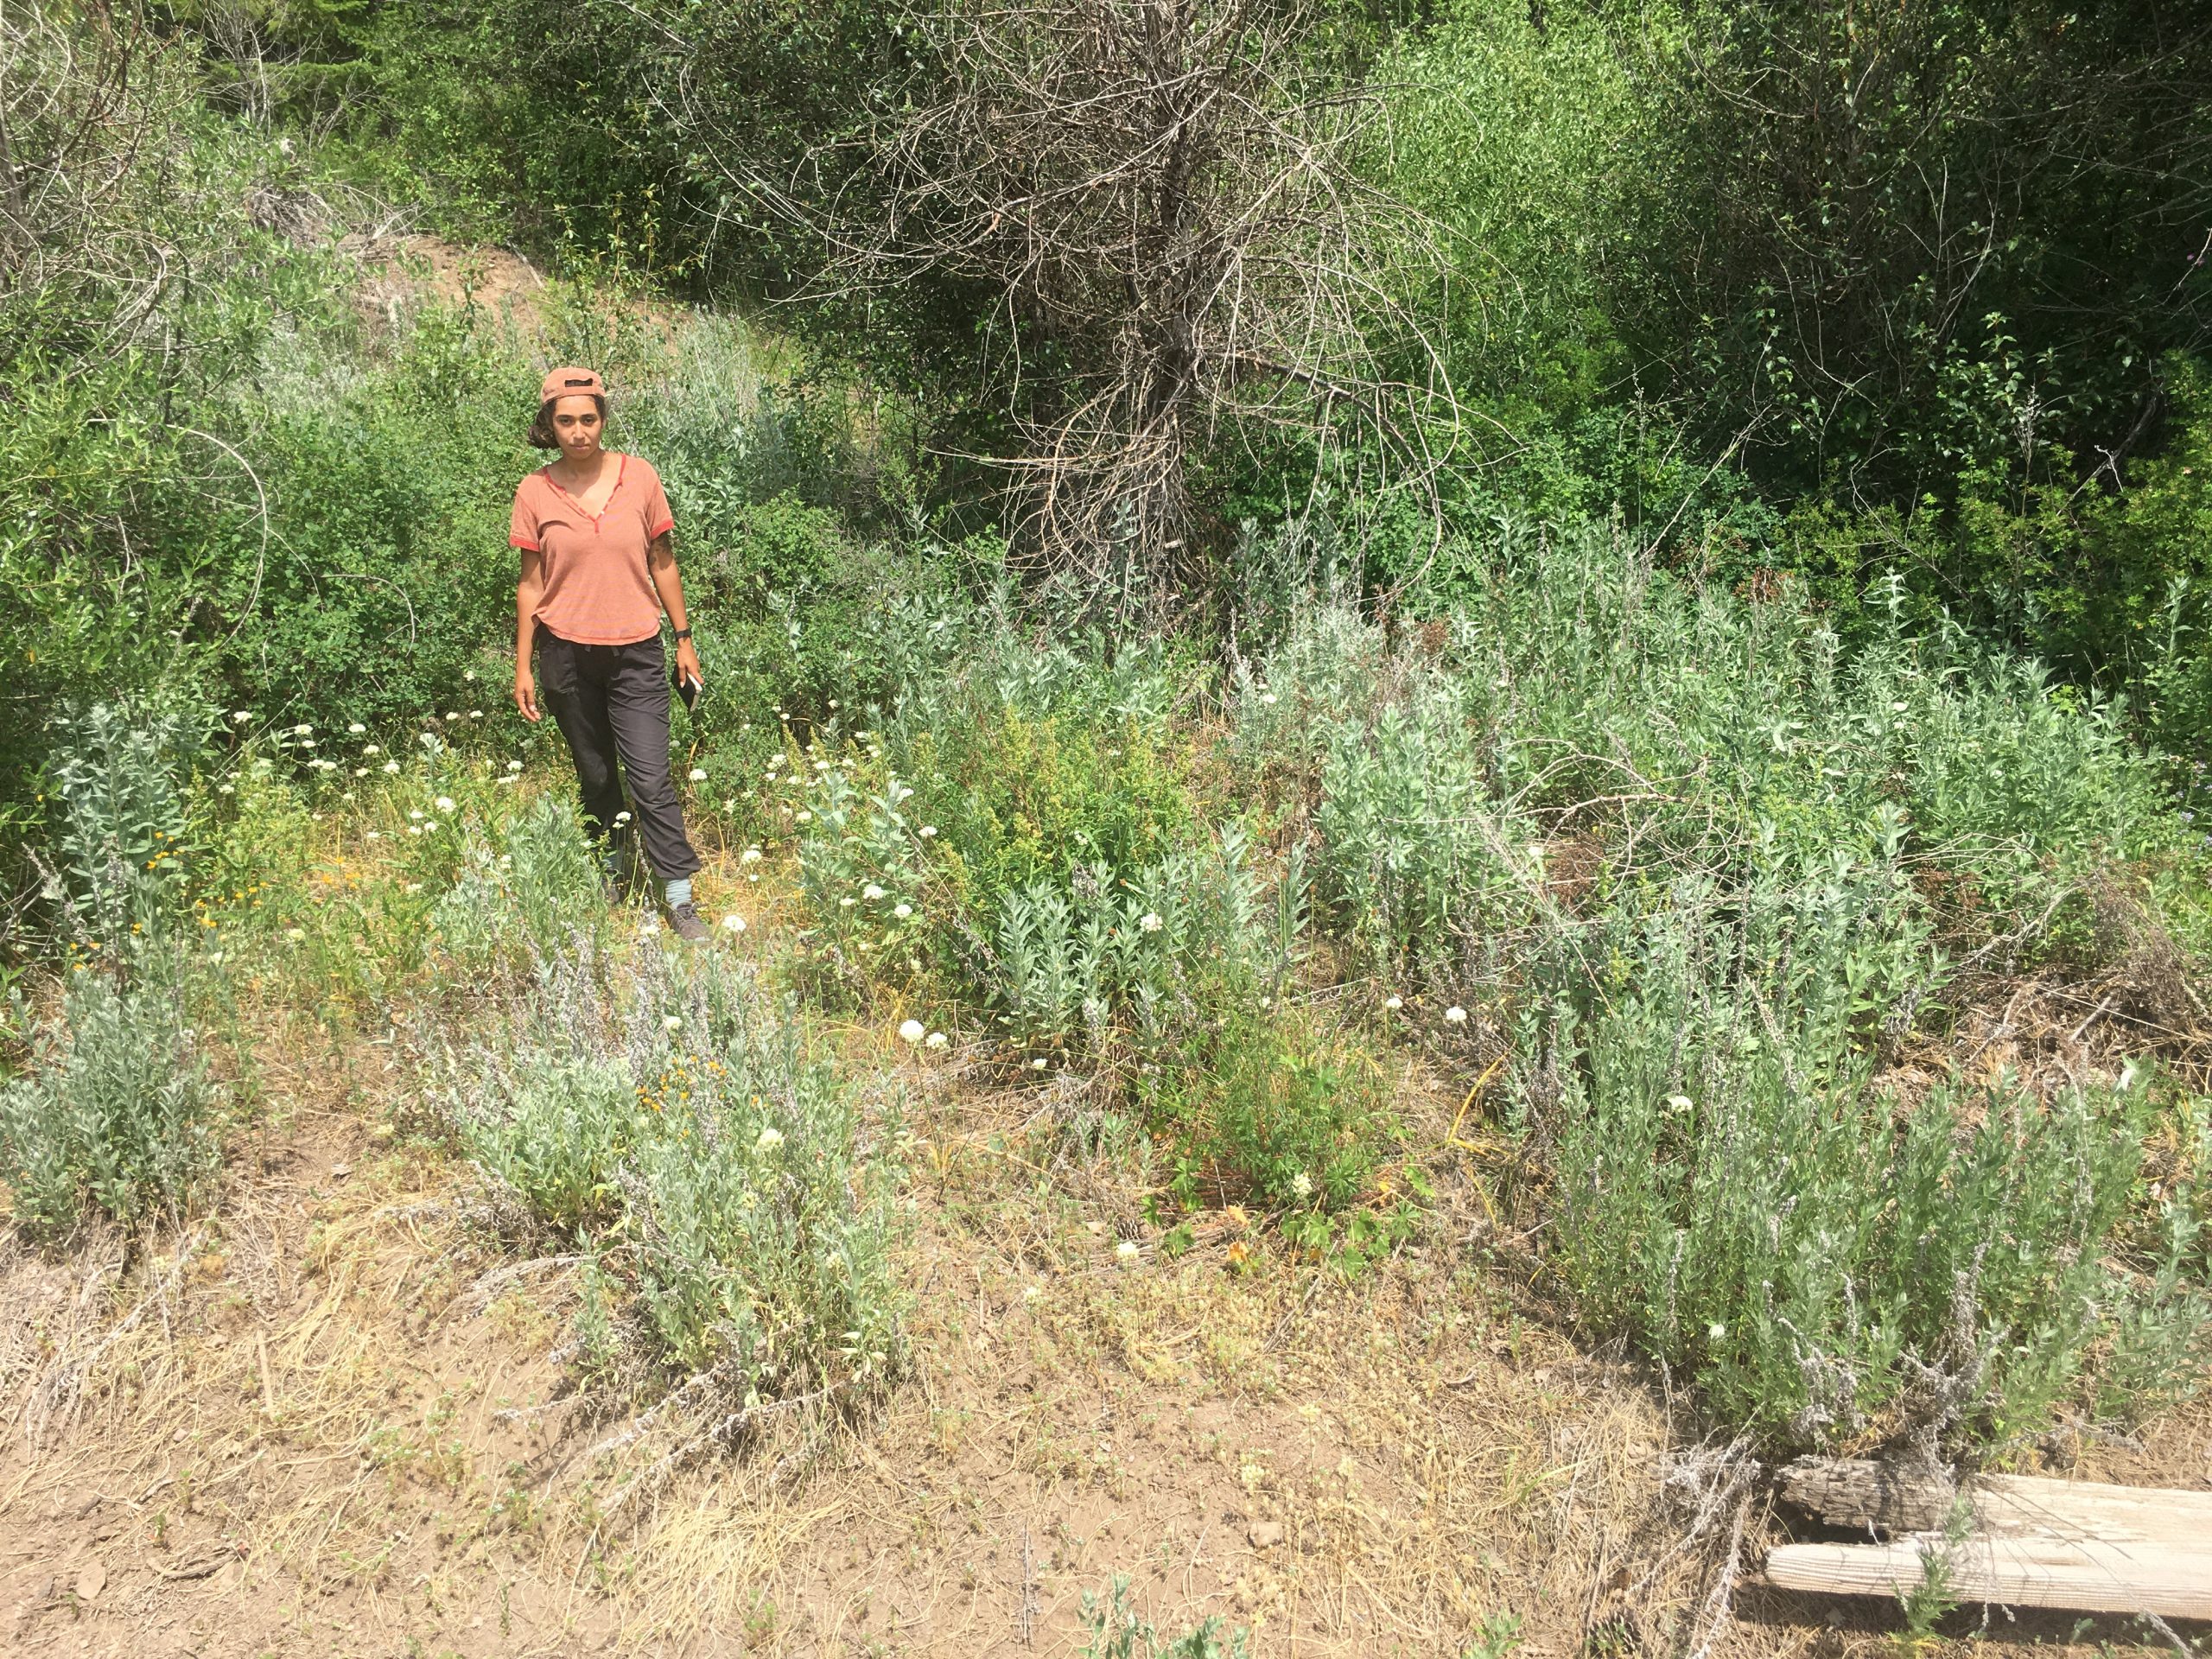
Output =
[{"x1": 4, "y1": 0, "x2": 2209, "y2": 1464}]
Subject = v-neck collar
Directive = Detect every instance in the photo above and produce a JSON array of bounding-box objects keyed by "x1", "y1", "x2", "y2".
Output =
[{"x1": 543, "y1": 454, "x2": 627, "y2": 521}]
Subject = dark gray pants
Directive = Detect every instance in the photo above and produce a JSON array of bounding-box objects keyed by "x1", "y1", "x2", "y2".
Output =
[{"x1": 537, "y1": 629, "x2": 702, "y2": 882}]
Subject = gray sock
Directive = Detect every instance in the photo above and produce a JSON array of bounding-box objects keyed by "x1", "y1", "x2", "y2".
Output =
[{"x1": 664, "y1": 877, "x2": 693, "y2": 908}]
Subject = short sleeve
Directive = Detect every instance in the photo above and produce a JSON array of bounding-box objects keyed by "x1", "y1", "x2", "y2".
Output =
[
  {"x1": 509, "y1": 478, "x2": 541, "y2": 552},
  {"x1": 641, "y1": 466, "x2": 675, "y2": 539}
]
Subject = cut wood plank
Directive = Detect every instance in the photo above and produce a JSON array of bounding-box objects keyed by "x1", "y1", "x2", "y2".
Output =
[
  {"x1": 1765, "y1": 1535, "x2": 2212, "y2": 1620},
  {"x1": 1780, "y1": 1457, "x2": 2212, "y2": 1547}
]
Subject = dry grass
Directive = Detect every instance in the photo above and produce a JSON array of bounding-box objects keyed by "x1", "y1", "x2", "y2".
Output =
[{"x1": 2, "y1": 864, "x2": 2207, "y2": 1657}]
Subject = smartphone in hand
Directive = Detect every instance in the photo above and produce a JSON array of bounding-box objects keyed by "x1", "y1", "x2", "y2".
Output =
[{"x1": 671, "y1": 665, "x2": 702, "y2": 712}]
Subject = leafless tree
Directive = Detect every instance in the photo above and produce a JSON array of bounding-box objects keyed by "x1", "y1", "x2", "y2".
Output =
[
  {"x1": 716, "y1": 0, "x2": 1462, "y2": 599},
  {"x1": 0, "y1": 5, "x2": 181, "y2": 365}
]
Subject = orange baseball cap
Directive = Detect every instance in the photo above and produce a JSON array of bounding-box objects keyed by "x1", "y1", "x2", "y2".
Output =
[{"x1": 538, "y1": 365, "x2": 607, "y2": 404}]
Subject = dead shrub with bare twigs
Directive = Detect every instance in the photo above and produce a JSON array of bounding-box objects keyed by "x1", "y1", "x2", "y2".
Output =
[{"x1": 711, "y1": 0, "x2": 1459, "y2": 600}]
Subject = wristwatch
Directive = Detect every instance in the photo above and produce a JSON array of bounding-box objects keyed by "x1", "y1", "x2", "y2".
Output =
[{"x1": 672, "y1": 627, "x2": 692, "y2": 641}]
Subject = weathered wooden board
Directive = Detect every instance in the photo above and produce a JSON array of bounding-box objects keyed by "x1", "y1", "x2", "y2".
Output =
[
  {"x1": 1780, "y1": 1457, "x2": 2212, "y2": 1546},
  {"x1": 1765, "y1": 1535, "x2": 2212, "y2": 1619}
]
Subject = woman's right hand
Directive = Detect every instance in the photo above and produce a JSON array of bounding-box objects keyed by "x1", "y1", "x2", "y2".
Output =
[{"x1": 516, "y1": 664, "x2": 540, "y2": 723}]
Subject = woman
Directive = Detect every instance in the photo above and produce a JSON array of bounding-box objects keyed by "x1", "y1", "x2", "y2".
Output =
[{"x1": 511, "y1": 365, "x2": 713, "y2": 941}]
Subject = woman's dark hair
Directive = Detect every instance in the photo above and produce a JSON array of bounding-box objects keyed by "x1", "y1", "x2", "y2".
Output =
[{"x1": 527, "y1": 393, "x2": 607, "y2": 450}]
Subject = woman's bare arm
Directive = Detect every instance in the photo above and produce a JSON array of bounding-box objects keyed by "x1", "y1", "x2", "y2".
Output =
[
  {"x1": 515, "y1": 549, "x2": 545, "y2": 721},
  {"x1": 647, "y1": 531, "x2": 704, "y2": 688}
]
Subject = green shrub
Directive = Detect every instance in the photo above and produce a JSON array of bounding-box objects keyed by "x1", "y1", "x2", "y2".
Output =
[
  {"x1": 1530, "y1": 880, "x2": 2200, "y2": 1451},
  {"x1": 0, "y1": 956, "x2": 222, "y2": 1246},
  {"x1": 1141, "y1": 1008, "x2": 1394, "y2": 1218},
  {"x1": 442, "y1": 931, "x2": 903, "y2": 1402},
  {"x1": 45, "y1": 697, "x2": 209, "y2": 937},
  {"x1": 1080, "y1": 1576, "x2": 1249, "y2": 1659},
  {"x1": 794, "y1": 728, "x2": 1292, "y2": 1055},
  {"x1": 429, "y1": 793, "x2": 607, "y2": 975}
]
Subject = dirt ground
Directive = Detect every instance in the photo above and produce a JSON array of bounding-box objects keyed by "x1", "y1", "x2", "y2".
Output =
[{"x1": 3, "y1": 1003, "x2": 2207, "y2": 1659}]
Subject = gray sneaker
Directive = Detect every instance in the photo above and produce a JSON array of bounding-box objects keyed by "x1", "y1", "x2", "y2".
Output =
[{"x1": 666, "y1": 900, "x2": 711, "y2": 942}]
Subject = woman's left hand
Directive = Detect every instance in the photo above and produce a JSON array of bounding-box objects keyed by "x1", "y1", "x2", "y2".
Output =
[{"x1": 675, "y1": 638, "x2": 704, "y2": 691}]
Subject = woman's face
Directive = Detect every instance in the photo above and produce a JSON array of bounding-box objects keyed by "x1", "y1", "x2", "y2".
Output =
[{"x1": 550, "y1": 395, "x2": 604, "y2": 463}]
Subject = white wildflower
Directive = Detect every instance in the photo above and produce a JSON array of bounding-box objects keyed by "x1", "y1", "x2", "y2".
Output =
[
  {"x1": 1138, "y1": 912, "x2": 1163, "y2": 933},
  {"x1": 893, "y1": 902, "x2": 912, "y2": 918},
  {"x1": 347, "y1": 721, "x2": 366, "y2": 734},
  {"x1": 1383, "y1": 995, "x2": 1402, "y2": 1011},
  {"x1": 925, "y1": 1031, "x2": 948, "y2": 1050},
  {"x1": 1707, "y1": 1322, "x2": 1726, "y2": 1341},
  {"x1": 232, "y1": 710, "x2": 251, "y2": 723},
  {"x1": 918, "y1": 824, "x2": 937, "y2": 839},
  {"x1": 862, "y1": 882, "x2": 887, "y2": 901},
  {"x1": 741, "y1": 847, "x2": 763, "y2": 864},
  {"x1": 1444, "y1": 1005, "x2": 1468, "y2": 1025},
  {"x1": 689, "y1": 767, "x2": 708, "y2": 781},
  {"x1": 754, "y1": 1126, "x2": 785, "y2": 1153},
  {"x1": 293, "y1": 723, "x2": 313, "y2": 736},
  {"x1": 1115, "y1": 1240, "x2": 1140, "y2": 1262},
  {"x1": 722, "y1": 913, "x2": 747, "y2": 933},
  {"x1": 435, "y1": 796, "x2": 455, "y2": 813},
  {"x1": 663, "y1": 1014, "x2": 683, "y2": 1031},
  {"x1": 507, "y1": 760, "x2": 523, "y2": 772},
  {"x1": 898, "y1": 1019, "x2": 926, "y2": 1045},
  {"x1": 1289, "y1": 1172, "x2": 1314, "y2": 1200}
]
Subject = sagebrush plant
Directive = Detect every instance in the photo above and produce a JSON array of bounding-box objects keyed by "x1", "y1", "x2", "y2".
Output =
[
  {"x1": 439, "y1": 931, "x2": 903, "y2": 1406},
  {"x1": 430, "y1": 793, "x2": 607, "y2": 976},
  {"x1": 0, "y1": 948, "x2": 221, "y2": 1248},
  {"x1": 1243, "y1": 523, "x2": 2177, "y2": 982},
  {"x1": 1227, "y1": 522, "x2": 2212, "y2": 1443},
  {"x1": 1525, "y1": 880, "x2": 2196, "y2": 1450},
  {"x1": 3, "y1": 699, "x2": 227, "y2": 1246}
]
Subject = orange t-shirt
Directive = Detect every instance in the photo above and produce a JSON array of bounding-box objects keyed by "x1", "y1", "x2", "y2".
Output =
[{"x1": 509, "y1": 454, "x2": 677, "y2": 646}]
